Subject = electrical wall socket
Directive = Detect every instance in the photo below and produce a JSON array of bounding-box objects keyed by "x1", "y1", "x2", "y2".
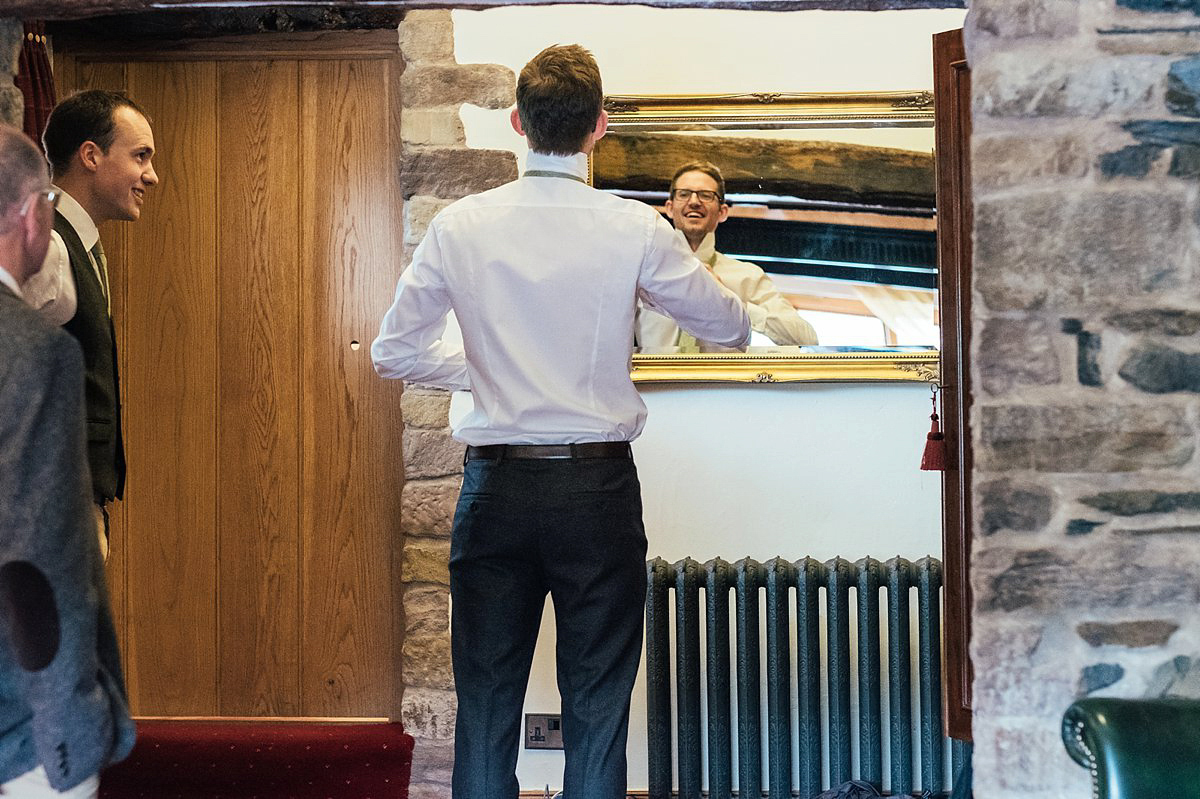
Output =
[{"x1": 524, "y1": 713, "x2": 563, "y2": 750}]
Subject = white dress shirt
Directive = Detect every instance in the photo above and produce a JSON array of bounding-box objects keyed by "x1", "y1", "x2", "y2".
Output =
[
  {"x1": 21, "y1": 188, "x2": 102, "y2": 325},
  {"x1": 372, "y1": 150, "x2": 749, "y2": 445},
  {"x1": 637, "y1": 231, "x2": 819, "y2": 349},
  {"x1": 0, "y1": 264, "x2": 21, "y2": 298}
]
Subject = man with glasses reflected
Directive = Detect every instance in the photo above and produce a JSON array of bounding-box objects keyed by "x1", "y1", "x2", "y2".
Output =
[
  {"x1": 23, "y1": 90, "x2": 160, "y2": 561},
  {"x1": 0, "y1": 123, "x2": 136, "y2": 799},
  {"x1": 636, "y1": 160, "x2": 818, "y2": 350}
]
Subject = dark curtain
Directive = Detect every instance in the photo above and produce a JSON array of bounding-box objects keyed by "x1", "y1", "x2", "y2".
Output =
[{"x1": 15, "y1": 21, "x2": 56, "y2": 146}]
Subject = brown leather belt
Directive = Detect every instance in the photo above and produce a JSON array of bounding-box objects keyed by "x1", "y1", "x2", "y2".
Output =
[{"x1": 465, "y1": 442, "x2": 632, "y2": 461}]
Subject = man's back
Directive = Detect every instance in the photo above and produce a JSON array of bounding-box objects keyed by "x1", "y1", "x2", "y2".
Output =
[{"x1": 373, "y1": 152, "x2": 749, "y2": 444}]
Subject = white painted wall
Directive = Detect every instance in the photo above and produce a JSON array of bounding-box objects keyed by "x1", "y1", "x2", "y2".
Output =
[{"x1": 445, "y1": 5, "x2": 965, "y2": 790}]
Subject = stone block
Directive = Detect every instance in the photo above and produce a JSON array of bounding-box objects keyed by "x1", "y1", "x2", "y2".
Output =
[
  {"x1": 1117, "y1": 0, "x2": 1200, "y2": 13},
  {"x1": 403, "y1": 428, "x2": 465, "y2": 480},
  {"x1": 411, "y1": 737, "x2": 454, "y2": 784},
  {"x1": 976, "y1": 52, "x2": 1164, "y2": 119},
  {"x1": 974, "y1": 542, "x2": 1200, "y2": 612},
  {"x1": 977, "y1": 403, "x2": 1194, "y2": 472},
  {"x1": 403, "y1": 632, "x2": 454, "y2": 691},
  {"x1": 978, "y1": 723, "x2": 1092, "y2": 792},
  {"x1": 971, "y1": 620, "x2": 1076, "y2": 716},
  {"x1": 401, "y1": 63, "x2": 515, "y2": 110},
  {"x1": 403, "y1": 583, "x2": 450, "y2": 636},
  {"x1": 1107, "y1": 309, "x2": 1200, "y2": 336},
  {"x1": 1098, "y1": 144, "x2": 1163, "y2": 178},
  {"x1": 1080, "y1": 662, "x2": 1125, "y2": 693},
  {"x1": 1119, "y1": 343, "x2": 1200, "y2": 392},
  {"x1": 402, "y1": 147, "x2": 518, "y2": 200},
  {"x1": 1124, "y1": 118, "x2": 1200, "y2": 146},
  {"x1": 979, "y1": 478, "x2": 1055, "y2": 535},
  {"x1": 402, "y1": 478, "x2": 460, "y2": 536},
  {"x1": 402, "y1": 108, "x2": 466, "y2": 148},
  {"x1": 1081, "y1": 489, "x2": 1200, "y2": 515},
  {"x1": 974, "y1": 189, "x2": 1188, "y2": 311},
  {"x1": 1169, "y1": 144, "x2": 1200, "y2": 177},
  {"x1": 978, "y1": 317, "x2": 1061, "y2": 395},
  {"x1": 407, "y1": 783, "x2": 451, "y2": 799},
  {"x1": 0, "y1": 84, "x2": 22, "y2": 130},
  {"x1": 1077, "y1": 619, "x2": 1179, "y2": 647},
  {"x1": 401, "y1": 686, "x2": 456, "y2": 740},
  {"x1": 402, "y1": 536, "x2": 451, "y2": 586},
  {"x1": 1065, "y1": 519, "x2": 1104, "y2": 535},
  {"x1": 973, "y1": 131, "x2": 1089, "y2": 191},
  {"x1": 972, "y1": 0, "x2": 1080, "y2": 39},
  {"x1": 402, "y1": 387, "x2": 451, "y2": 429},
  {"x1": 1148, "y1": 655, "x2": 1200, "y2": 698},
  {"x1": 0, "y1": 20, "x2": 20, "y2": 76},
  {"x1": 404, "y1": 195, "x2": 455, "y2": 245},
  {"x1": 399, "y1": 10, "x2": 455, "y2": 64},
  {"x1": 1167, "y1": 57, "x2": 1200, "y2": 116}
]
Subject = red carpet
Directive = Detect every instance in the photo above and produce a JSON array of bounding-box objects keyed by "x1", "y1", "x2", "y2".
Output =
[{"x1": 99, "y1": 720, "x2": 413, "y2": 799}]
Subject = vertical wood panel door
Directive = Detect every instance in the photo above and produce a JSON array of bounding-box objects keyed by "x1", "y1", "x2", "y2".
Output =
[{"x1": 55, "y1": 31, "x2": 406, "y2": 718}]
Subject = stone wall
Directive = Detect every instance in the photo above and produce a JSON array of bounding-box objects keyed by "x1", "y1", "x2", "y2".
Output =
[
  {"x1": 966, "y1": 1, "x2": 1200, "y2": 796},
  {"x1": 1, "y1": 20, "x2": 24, "y2": 128},
  {"x1": 395, "y1": 11, "x2": 516, "y2": 798}
]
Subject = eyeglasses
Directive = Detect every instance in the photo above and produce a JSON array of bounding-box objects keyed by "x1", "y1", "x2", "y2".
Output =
[
  {"x1": 671, "y1": 188, "x2": 723, "y2": 205},
  {"x1": 19, "y1": 188, "x2": 61, "y2": 217}
]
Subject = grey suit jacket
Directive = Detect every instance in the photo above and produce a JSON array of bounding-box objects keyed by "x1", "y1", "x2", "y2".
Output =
[{"x1": 0, "y1": 283, "x2": 136, "y2": 791}]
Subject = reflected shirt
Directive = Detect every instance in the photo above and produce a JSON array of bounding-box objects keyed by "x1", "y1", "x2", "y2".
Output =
[
  {"x1": 371, "y1": 150, "x2": 749, "y2": 445},
  {"x1": 637, "y1": 231, "x2": 818, "y2": 349}
]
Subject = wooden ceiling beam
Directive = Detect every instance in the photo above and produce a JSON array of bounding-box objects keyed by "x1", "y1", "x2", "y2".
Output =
[{"x1": 6, "y1": 0, "x2": 963, "y2": 22}]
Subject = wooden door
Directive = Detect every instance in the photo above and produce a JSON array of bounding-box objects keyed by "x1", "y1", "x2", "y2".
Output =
[
  {"x1": 933, "y1": 27, "x2": 973, "y2": 740},
  {"x1": 54, "y1": 31, "x2": 406, "y2": 717}
]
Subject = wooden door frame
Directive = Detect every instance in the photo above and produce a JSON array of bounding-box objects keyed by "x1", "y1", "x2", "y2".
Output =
[{"x1": 933, "y1": 27, "x2": 973, "y2": 741}]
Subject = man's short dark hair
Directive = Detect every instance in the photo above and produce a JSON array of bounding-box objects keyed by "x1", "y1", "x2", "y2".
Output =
[
  {"x1": 516, "y1": 44, "x2": 603, "y2": 156},
  {"x1": 42, "y1": 89, "x2": 150, "y2": 178},
  {"x1": 670, "y1": 161, "x2": 727, "y2": 201},
  {"x1": 0, "y1": 125, "x2": 48, "y2": 220}
]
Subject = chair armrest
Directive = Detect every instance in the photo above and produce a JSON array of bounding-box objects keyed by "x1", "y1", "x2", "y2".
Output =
[{"x1": 1062, "y1": 697, "x2": 1200, "y2": 798}]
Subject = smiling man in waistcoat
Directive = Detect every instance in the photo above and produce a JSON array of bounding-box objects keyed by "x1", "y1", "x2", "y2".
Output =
[{"x1": 24, "y1": 90, "x2": 159, "y2": 560}]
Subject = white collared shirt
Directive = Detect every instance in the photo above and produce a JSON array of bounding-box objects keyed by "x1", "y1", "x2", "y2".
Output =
[
  {"x1": 21, "y1": 187, "x2": 103, "y2": 325},
  {"x1": 0, "y1": 264, "x2": 22, "y2": 298},
  {"x1": 372, "y1": 150, "x2": 749, "y2": 445}
]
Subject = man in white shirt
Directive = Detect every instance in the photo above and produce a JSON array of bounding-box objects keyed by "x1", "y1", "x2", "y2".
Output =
[
  {"x1": 0, "y1": 123, "x2": 136, "y2": 799},
  {"x1": 636, "y1": 161, "x2": 819, "y2": 350},
  {"x1": 372, "y1": 45, "x2": 748, "y2": 799},
  {"x1": 23, "y1": 90, "x2": 159, "y2": 560}
]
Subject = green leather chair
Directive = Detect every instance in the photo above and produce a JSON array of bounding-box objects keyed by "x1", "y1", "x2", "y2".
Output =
[{"x1": 1062, "y1": 697, "x2": 1200, "y2": 798}]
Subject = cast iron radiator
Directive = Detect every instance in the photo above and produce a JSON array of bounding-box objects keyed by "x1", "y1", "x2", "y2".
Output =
[{"x1": 645, "y1": 556, "x2": 964, "y2": 798}]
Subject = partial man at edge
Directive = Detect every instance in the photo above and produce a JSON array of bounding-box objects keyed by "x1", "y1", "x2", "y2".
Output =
[
  {"x1": 0, "y1": 123, "x2": 136, "y2": 799},
  {"x1": 22, "y1": 90, "x2": 160, "y2": 561},
  {"x1": 371, "y1": 45, "x2": 748, "y2": 799},
  {"x1": 636, "y1": 160, "x2": 819, "y2": 350}
]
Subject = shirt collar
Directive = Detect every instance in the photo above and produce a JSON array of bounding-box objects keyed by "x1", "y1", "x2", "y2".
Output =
[
  {"x1": 54, "y1": 186, "x2": 100, "y2": 251},
  {"x1": 525, "y1": 151, "x2": 590, "y2": 182},
  {"x1": 691, "y1": 231, "x2": 718, "y2": 266},
  {"x1": 0, "y1": 264, "x2": 22, "y2": 298}
]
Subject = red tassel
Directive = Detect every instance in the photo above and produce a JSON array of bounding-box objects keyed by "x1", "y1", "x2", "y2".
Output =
[{"x1": 921, "y1": 388, "x2": 946, "y2": 471}]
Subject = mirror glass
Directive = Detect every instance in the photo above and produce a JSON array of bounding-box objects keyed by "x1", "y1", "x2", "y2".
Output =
[{"x1": 591, "y1": 92, "x2": 940, "y2": 382}]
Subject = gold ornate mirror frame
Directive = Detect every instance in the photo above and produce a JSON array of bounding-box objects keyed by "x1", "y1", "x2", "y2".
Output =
[{"x1": 598, "y1": 91, "x2": 940, "y2": 384}]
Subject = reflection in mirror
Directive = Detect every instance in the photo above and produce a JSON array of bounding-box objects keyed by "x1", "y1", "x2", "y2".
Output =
[{"x1": 593, "y1": 93, "x2": 938, "y2": 362}]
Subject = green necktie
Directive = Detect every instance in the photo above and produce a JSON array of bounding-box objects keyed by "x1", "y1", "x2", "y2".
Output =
[{"x1": 90, "y1": 240, "x2": 111, "y2": 315}]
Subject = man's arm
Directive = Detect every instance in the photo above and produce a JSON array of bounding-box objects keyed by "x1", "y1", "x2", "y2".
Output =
[
  {"x1": 637, "y1": 215, "x2": 749, "y2": 348},
  {"x1": 371, "y1": 221, "x2": 470, "y2": 391},
  {"x1": 20, "y1": 232, "x2": 77, "y2": 325},
  {"x1": 0, "y1": 331, "x2": 135, "y2": 792},
  {"x1": 721, "y1": 259, "x2": 819, "y2": 346}
]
